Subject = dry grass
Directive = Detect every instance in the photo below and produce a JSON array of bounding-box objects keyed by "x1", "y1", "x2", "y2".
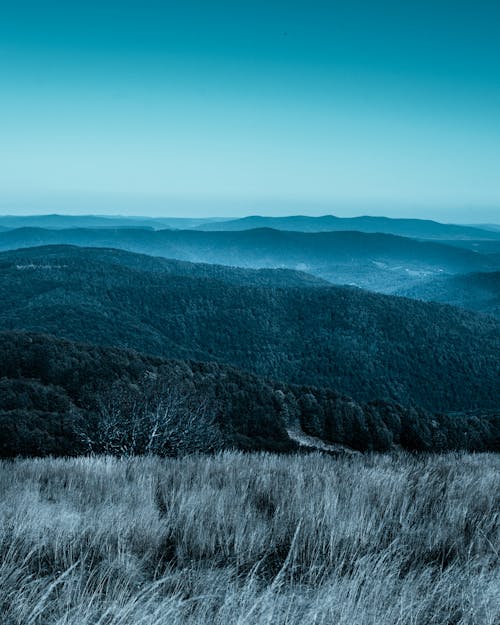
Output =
[{"x1": 0, "y1": 451, "x2": 499, "y2": 624}]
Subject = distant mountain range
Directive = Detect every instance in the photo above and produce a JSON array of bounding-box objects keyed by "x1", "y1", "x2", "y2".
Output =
[
  {"x1": 0, "y1": 214, "x2": 226, "y2": 230},
  {"x1": 1, "y1": 214, "x2": 499, "y2": 240},
  {"x1": 1, "y1": 227, "x2": 498, "y2": 293},
  {"x1": 196, "y1": 215, "x2": 500, "y2": 240},
  {"x1": 1, "y1": 245, "x2": 498, "y2": 413}
]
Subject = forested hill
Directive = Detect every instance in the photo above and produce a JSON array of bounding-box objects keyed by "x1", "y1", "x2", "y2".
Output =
[
  {"x1": 1, "y1": 246, "x2": 498, "y2": 413},
  {"x1": 0, "y1": 245, "x2": 330, "y2": 288},
  {"x1": 0, "y1": 227, "x2": 497, "y2": 293},
  {"x1": 396, "y1": 272, "x2": 500, "y2": 318},
  {"x1": 1, "y1": 332, "x2": 498, "y2": 457}
]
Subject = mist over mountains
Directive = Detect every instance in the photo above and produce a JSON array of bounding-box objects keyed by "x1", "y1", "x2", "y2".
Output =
[
  {"x1": 0, "y1": 214, "x2": 223, "y2": 231},
  {"x1": 1, "y1": 225, "x2": 498, "y2": 293},
  {"x1": 194, "y1": 214, "x2": 500, "y2": 240},
  {"x1": 4, "y1": 0, "x2": 500, "y2": 618},
  {"x1": 1, "y1": 214, "x2": 498, "y2": 457},
  {"x1": 2, "y1": 213, "x2": 499, "y2": 240}
]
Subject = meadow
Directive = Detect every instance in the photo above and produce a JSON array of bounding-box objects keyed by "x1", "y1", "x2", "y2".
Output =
[{"x1": 0, "y1": 451, "x2": 498, "y2": 624}]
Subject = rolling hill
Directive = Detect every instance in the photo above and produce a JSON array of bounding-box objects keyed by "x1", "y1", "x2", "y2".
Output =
[
  {"x1": 0, "y1": 227, "x2": 497, "y2": 293},
  {"x1": 0, "y1": 245, "x2": 498, "y2": 413},
  {"x1": 436, "y1": 239, "x2": 500, "y2": 255},
  {"x1": 4, "y1": 214, "x2": 499, "y2": 240},
  {"x1": 1, "y1": 331, "x2": 498, "y2": 458},
  {"x1": 0, "y1": 244, "x2": 329, "y2": 288},
  {"x1": 196, "y1": 214, "x2": 500, "y2": 240},
  {"x1": 396, "y1": 271, "x2": 500, "y2": 317}
]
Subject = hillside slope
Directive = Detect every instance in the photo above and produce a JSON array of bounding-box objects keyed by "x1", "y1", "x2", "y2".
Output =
[
  {"x1": 1, "y1": 332, "x2": 498, "y2": 457},
  {"x1": 0, "y1": 227, "x2": 497, "y2": 293},
  {"x1": 0, "y1": 244, "x2": 329, "y2": 288},
  {"x1": 0, "y1": 246, "x2": 498, "y2": 412},
  {"x1": 396, "y1": 272, "x2": 500, "y2": 317}
]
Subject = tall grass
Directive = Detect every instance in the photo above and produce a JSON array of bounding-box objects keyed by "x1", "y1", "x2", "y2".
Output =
[{"x1": 0, "y1": 452, "x2": 498, "y2": 624}]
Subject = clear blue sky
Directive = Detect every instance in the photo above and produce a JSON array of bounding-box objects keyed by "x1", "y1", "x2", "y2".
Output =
[{"x1": 1, "y1": 0, "x2": 500, "y2": 221}]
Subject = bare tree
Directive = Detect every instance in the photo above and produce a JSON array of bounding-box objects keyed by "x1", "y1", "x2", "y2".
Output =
[{"x1": 81, "y1": 377, "x2": 222, "y2": 456}]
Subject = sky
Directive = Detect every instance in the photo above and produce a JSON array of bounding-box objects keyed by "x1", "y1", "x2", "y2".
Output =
[{"x1": 0, "y1": 0, "x2": 500, "y2": 222}]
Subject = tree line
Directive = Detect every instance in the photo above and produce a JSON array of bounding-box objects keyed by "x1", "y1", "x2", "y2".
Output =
[{"x1": 1, "y1": 332, "x2": 498, "y2": 458}]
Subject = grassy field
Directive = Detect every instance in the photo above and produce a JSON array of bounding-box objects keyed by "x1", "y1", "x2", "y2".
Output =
[{"x1": 0, "y1": 452, "x2": 498, "y2": 624}]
